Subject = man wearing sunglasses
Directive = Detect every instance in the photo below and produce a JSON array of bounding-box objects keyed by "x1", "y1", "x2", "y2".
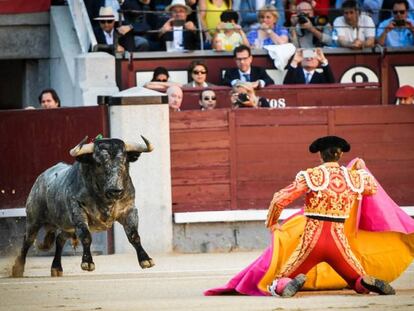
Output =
[
  {"x1": 93, "y1": 6, "x2": 135, "y2": 54},
  {"x1": 377, "y1": 0, "x2": 414, "y2": 47},
  {"x1": 199, "y1": 89, "x2": 217, "y2": 110}
]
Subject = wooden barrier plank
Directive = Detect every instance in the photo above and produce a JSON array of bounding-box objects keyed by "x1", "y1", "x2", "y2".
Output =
[
  {"x1": 169, "y1": 109, "x2": 228, "y2": 130},
  {"x1": 234, "y1": 108, "x2": 329, "y2": 126},
  {"x1": 172, "y1": 184, "x2": 230, "y2": 203},
  {"x1": 173, "y1": 201, "x2": 231, "y2": 213},
  {"x1": 334, "y1": 106, "x2": 414, "y2": 124},
  {"x1": 171, "y1": 167, "x2": 230, "y2": 186},
  {"x1": 236, "y1": 125, "x2": 328, "y2": 144},
  {"x1": 170, "y1": 130, "x2": 230, "y2": 151},
  {"x1": 334, "y1": 124, "x2": 414, "y2": 143},
  {"x1": 171, "y1": 149, "x2": 229, "y2": 169}
]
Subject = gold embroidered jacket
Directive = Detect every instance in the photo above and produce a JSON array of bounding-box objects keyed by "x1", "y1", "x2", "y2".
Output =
[{"x1": 266, "y1": 163, "x2": 377, "y2": 228}]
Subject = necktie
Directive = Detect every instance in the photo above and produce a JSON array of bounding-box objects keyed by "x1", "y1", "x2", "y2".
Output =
[
  {"x1": 243, "y1": 74, "x2": 250, "y2": 82},
  {"x1": 305, "y1": 72, "x2": 311, "y2": 84}
]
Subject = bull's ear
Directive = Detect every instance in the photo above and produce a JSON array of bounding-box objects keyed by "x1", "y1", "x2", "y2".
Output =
[
  {"x1": 127, "y1": 151, "x2": 141, "y2": 163},
  {"x1": 76, "y1": 154, "x2": 94, "y2": 164}
]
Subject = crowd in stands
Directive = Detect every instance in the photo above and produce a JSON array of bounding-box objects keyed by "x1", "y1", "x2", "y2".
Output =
[
  {"x1": 85, "y1": 0, "x2": 414, "y2": 53},
  {"x1": 81, "y1": 0, "x2": 414, "y2": 110}
]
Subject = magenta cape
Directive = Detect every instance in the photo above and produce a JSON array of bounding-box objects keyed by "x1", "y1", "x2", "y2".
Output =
[{"x1": 204, "y1": 160, "x2": 414, "y2": 296}]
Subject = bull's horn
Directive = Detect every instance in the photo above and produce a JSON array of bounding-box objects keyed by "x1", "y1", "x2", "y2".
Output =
[
  {"x1": 125, "y1": 135, "x2": 154, "y2": 153},
  {"x1": 69, "y1": 136, "x2": 94, "y2": 157}
]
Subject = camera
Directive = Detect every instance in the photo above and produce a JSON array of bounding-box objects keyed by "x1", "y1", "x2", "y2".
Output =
[
  {"x1": 298, "y1": 13, "x2": 309, "y2": 25},
  {"x1": 394, "y1": 19, "x2": 406, "y2": 26},
  {"x1": 235, "y1": 93, "x2": 250, "y2": 106},
  {"x1": 171, "y1": 19, "x2": 185, "y2": 27}
]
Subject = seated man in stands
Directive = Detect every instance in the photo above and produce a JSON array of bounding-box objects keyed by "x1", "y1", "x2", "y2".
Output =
[
  {"x1": 158, "y1": 0, "x2": 200, "y2": 51},
  {"x1": 377, "y1": 0, "x2": 414, "y2": 47},
  {"x1": 230, "y1": 82, "x2": 270, "y2": 108},
  {"x1": 144, "y1": 66, "x2": 182, "y2": 92},
  {"x1": 283, "y1": 48, "x2": 335, "y2": 84},
  {"x1": 167, "y1": 85, "x2": 183, "y2": 111},
  {"x1": 333, "y1": 0, "x2": 375, "y2": 49},
  {"x1": 199, "y1": 89, "x2": 218, "y2": 110},
  {"x1": 120, "y1": 0, "x2": 155, "y2": 51},
  {"x1": 93, "y1": 7, "x2": 135, "y2": 54},
  {"x1": 289, "y1": 1, "x2": 333, "y2": 48},
  {"x1": 395, "y1": 84, "x2": 414, "y2": 105},
  {"x1": 39, "y1": 88, "x2": 61, "y2": 109},
  {"x1": 222, "y1": 45, "x2": 274, "y2": 88}
]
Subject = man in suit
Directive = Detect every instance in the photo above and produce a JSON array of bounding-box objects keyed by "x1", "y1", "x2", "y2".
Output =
[
  {"x1": 283, "y1": 48, "x2": 335, "y2": 84},
  {"x1": 222, "y1": 45, "x2": 274, "y2": 88},
  {"x1": 93, "y1": 6, "x2": 135, "y2": 54}
]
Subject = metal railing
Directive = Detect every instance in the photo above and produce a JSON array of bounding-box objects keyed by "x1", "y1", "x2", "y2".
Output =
[{"x1": 67, "y1": 0, "x2": 97, "y2": 53}]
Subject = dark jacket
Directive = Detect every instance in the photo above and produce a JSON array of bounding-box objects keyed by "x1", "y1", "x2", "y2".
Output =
[
  {"x1": 93, "y1": 27, "x2": 135, "y2": 54},
  {"x1": 222, "y1": 67, "x2": 275, "y2": 86},
  {"x1": 283, "y1": 64, "x2": 335, "y2": 84}
]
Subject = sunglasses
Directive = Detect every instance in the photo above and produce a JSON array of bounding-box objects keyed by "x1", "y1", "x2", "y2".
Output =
[
  {"x1": 203, "y1": 96, "x2": 216, "y2": 101},
  {"x1": 193, "y1": 70, "x2": 207, "y2": 75},
  {"x1": 155, "y1": 79, "x2": 168, "y2": 82},
  {"x1": 100, "y1": 20, "x2": 114, "y2": 24},
  {"x1": 393, "y1": 10, "x2": 406, "y2": 15}
]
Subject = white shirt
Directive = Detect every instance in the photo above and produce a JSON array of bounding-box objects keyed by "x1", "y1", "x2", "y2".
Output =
[
  {"x1": 333, "y1": 14, "x2": 375, "y2": 43},
  {"x1": 172, "y1": 26, "x2": 184, "y2": 51},
  {"x1": 303, "y1": 69, "x2": 315, "y2": 84},
  {"x1": 104, "y1": 29, "x2": 114, "y2": 45}
]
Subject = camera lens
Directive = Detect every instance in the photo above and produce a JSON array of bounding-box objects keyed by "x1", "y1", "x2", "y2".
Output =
[{"x1": 298, "y1": 13, "x2": 308, "y2": 24}]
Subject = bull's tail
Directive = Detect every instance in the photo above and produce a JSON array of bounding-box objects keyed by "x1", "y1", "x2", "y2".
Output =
[{"x1": 36, "y1": 230, "x2": 56, "y2": 251}]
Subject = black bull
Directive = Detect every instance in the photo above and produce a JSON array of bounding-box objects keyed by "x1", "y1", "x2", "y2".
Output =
[{"x1": 12, "y1": 136, "x2": 155, "y2": 277}]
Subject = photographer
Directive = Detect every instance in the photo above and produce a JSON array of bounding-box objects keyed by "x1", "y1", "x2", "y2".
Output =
[
  {"x1": 289, "y1": 1, "x2": 333, "y2": 48},
  {"x1": 230, "y1": 82, "x2": 270, "y2": 109},
  {"x1": 377, "y1": 0, "x2": 414, "y2": 47},
  {"x1": 158, "y1": 0, "x2": 200, "y2": 51}
]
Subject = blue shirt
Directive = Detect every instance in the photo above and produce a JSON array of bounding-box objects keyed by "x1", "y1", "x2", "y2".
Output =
[
  {"x1": 377, "y1": 18, "x2": 414, "y2": 47},
  {"x1": 247, "y1": 25, "x2": 289, "y2": 47}
]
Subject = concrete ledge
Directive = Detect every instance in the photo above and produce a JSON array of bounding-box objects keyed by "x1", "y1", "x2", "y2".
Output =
[{"x1": 174, "y1": 206, "x2": 414, "y2": 224}]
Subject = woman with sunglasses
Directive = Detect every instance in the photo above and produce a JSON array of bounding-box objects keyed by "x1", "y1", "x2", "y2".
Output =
[
  {"x1": 144, "y1": 66, "x2": 182, "y2": 92},
  {"x1": 246, "y1": 4, "x2": 289, "y2": 49},
  {"x1": 183, "y1": 61, "x2": 216, "y2": 88}
]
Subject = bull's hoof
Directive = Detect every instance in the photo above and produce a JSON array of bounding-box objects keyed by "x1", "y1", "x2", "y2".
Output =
[
  {"x1": 81, "y1": 262, "x2": 95, "y2": 271},
  {"x1": 11, "y1": 264, "x2": 24, "y2": 278},
  {"x1": 51, "y1": 268, "x2": 63, "y2": 277},
  {"x1": 139, "y1": 258, "x2": 155, "y2": 269}
]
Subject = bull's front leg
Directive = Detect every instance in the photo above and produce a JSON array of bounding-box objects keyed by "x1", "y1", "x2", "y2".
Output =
[
  {"x1": 72, "y1": 210, "x2": 95, "y2": 272},
  {"x1": 119, "y1": 208, "x2": 154, "y2": 269}
]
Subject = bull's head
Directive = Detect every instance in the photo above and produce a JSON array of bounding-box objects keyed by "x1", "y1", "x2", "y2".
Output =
[{"x1": 69, "y1": 136, "x2": 153, "y2": 201}]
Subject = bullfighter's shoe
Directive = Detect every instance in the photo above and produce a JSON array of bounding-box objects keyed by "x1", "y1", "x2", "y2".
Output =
[
  {"x1": 281, "y1": 274, "x2": 307, "y2": 297},
  {"x1": 361, "y1": 276, "x2": 396, "y2": 295}
]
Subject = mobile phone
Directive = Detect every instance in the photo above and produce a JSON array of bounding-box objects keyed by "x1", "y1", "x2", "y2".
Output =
[
  {"x1": 394, "y1": 19, "x2": 406, "y2": 27},
  {"x1": 224, "y1": 22, "x2": 234, "y2": 30},
  {"x1": 303, "y1": 49, "x2": 315, "y2": 59},
  {"x1": 171, "y1": 19, "x2": 185, "y2": 27}
]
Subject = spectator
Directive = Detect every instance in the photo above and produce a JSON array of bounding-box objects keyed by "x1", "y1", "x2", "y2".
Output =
[
  {"x1": 199, "y1": 0, "x2": 232, "y2": 45},
  {"x1": 233, "y1": 0, "x2": 286, "y2": 29},
  {"x1": 144, "y1": 66, "x2": 182, "y2": 92},
  {"x1": 283, "y1": 48, "x2": 335, "y2": 84},
  {"x1": 222, "y1": 45, "x2": 275, "y2": 88},
  {"x1": 377, "y1": 0, "x2": 414, "y2": 47},
  {"x1": 158, "y1": 0, "x2": 200, "y2": 51},
  {"x1": 364, "y1": 0, "x2": 414, "y2": 24},
  {"x1": 167, "y1": 85, "x2": 184, "y2": 111},
  {"x1": 230, "y1": 82, "x2": 270, "y2": 108},
  {"x1": 395, "y1": 84, "x2": 414, "y2": 105},
  {"x1": 183, "y1": 61, "x2": 216, "y2": 88},
  {"x1": 199, "y1": 89, "x2": 218, "y2": 110},
  {"x1": 93, "y1": 6, "x2": 136, "y2": 54},
  {"x1": 39, "y1": 89, "x2": 61, "y2": 109},
  {"x1": 333, "y1": 0, "x2": 376, "y2": 49},
  {"x1": 212, "y1": 10, "x2": 250, "y2": 51},
  {"x1": 120, "y1": 0, "x2": 155, "y2": 51},
  {"x1": 247, "y1": 4, "x2": 289, "y2": 49},
  {"x1": 289, "y1": 1, "x2": 333, "y2": 48}
]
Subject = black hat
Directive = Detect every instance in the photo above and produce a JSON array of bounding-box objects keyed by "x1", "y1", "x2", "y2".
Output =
[{"x1": 309, "y1": 136, "x2": 351, "y2": 153}]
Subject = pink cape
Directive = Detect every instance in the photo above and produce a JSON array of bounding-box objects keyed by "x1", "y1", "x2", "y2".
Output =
[{"x1": 204, "y1": 159, "x2": 414, "y2": 296}]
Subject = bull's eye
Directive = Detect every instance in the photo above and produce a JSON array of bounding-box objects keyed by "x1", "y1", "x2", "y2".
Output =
[{"x1": 96, "y1": 162, "x2": 102, "y2": 168}]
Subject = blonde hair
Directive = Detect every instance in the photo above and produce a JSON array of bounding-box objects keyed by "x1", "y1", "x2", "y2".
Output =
[{"x1": 257, "y1": 4, "x2": 279, "y2": 21}]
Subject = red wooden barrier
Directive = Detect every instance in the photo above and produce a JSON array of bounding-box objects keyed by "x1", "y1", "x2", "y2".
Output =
[{"x1": 170, "y1": 105, "x2": 414, "y2": 213}]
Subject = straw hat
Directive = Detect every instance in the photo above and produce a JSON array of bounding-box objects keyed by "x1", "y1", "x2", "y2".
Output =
[
  {"x1": 165, "y1": 0, "x2": 192, "y2": 15},
  {"x1": 94, "y1": 7, "x2": 116, "y2": 21}
]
